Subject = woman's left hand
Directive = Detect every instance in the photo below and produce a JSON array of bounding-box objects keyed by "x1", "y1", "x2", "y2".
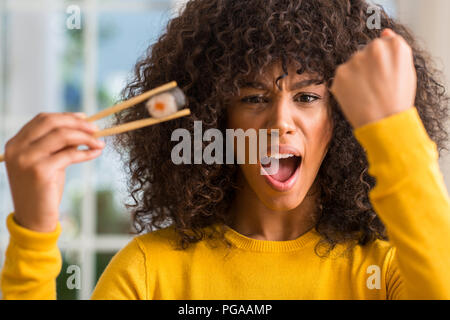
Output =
[{"x1": 330, "y1": 28, "x2": 417, "y2": 129}]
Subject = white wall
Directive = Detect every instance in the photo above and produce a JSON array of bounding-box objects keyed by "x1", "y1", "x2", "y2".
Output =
[{"x1": 396, "y1": 0, "x2": 450, "y2": 190}]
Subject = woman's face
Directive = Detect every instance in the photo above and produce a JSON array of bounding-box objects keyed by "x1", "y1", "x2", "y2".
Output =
[{"x1": 227, "y1": 62, "x2": 333, "y2": 211}]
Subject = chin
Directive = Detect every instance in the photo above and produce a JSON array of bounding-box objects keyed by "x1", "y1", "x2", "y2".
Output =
[{"x1": 257, "y1": 187, "x2": 308, "y2": 212}]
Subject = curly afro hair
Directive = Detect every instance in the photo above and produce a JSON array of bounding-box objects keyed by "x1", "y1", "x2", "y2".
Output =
[{"x1": 114, "y1": 0, "x2": 449, "y2": 252}]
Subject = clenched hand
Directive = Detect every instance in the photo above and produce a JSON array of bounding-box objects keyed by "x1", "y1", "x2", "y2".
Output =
[{"x1": 330, "y1": 29, "x2": 417, "y2": 129}]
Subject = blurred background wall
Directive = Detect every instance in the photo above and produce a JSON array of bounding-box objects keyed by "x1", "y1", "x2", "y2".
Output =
[
  {"x1": 0, "y1": 0, "x2": 182, "y2": 300},
  {"x1": 0, "y1": 0, "x2": 448, "y2": 299},
  {"x1": 395, "y1": 0, "x2": 450, "y2": 189}
]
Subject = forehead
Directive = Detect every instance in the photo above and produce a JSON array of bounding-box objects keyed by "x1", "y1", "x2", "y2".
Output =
[
  {"x1": 239, "y1": 61, "x2": 322, "y2": 88},
  {"x1": 240, "y1": 73, "x2": 323, "y2": 92}
]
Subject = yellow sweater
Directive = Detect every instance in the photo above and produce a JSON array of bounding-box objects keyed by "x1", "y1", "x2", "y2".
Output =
[{"x1": 1, "y1": 107, "x2": 450, "y2": 300}]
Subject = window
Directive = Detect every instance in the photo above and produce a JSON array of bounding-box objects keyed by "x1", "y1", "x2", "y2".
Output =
[
  {"x1": 374, "y1": 0, "x2": 397, "y2": 16},
  {"x1": 0, "y1": 0, "x2": 184, "y2": 300}
]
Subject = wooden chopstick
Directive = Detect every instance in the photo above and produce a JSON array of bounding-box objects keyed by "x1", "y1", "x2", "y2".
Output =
[
  {"x1": 86, "y1": 81, "x2": 178, "y2": 122},
  {"x1": 93, "y1": 108, "x2": 191, "y2": 138}
]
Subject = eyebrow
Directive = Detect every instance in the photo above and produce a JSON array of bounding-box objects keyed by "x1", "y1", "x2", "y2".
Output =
[{"x1": 241, "y1": 79, "x2": 323, "y2": 91}]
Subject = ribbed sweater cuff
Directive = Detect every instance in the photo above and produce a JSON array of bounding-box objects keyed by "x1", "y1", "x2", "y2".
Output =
[{"x1": 6, "y1": 213, "x2": 61, "y2": 251}]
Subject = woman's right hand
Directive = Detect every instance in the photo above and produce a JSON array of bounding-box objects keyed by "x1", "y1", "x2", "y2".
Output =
[{"x1": 4, "y1": 112, "x2": 105, "y2": 232}]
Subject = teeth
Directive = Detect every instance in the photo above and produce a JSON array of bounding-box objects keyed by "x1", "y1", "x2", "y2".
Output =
[{"x1": 262, "y1": 153, "x2": 295, "y2": 160}]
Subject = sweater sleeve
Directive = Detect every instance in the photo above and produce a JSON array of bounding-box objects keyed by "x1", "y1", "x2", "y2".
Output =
[
  {"x1": 1, "y1": 213, "x2": 148, "y2": 300},
  {"x1": 353, "y1": 107, "x2": 450, "y2": 299},
  {"x1": 0, "y1": 213, "x2": 62, "y2": 300}
]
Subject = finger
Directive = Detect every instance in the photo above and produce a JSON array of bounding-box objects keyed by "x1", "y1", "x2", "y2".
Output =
[
  {"x1": 14, "y1": 112, "x2": 98, "y2": 146},
  {"x1": 23, "y1": 128, "x2": 105, "y2": 164},
  {"x1": 40, "y1": 146, "x2": 103, "y2": 171},
  {"x1": 379, "y1": 29, "x2": 412, "y2": 59}
]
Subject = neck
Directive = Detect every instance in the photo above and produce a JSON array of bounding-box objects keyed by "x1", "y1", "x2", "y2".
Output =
[{"x1": 228, "y1": 173, "x2": 320, "y2": 241}]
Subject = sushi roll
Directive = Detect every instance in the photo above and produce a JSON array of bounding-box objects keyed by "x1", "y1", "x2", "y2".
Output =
[{"x1": 145, "y1": 86, "x2": 187, "y2": 118}]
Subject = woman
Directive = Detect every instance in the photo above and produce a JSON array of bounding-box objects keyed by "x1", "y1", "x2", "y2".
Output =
[{"x1": 2, "y1": 0, "x2": 450, "y2": 299}]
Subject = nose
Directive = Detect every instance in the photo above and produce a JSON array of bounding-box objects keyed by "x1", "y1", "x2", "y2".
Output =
[{"x1": 266, "y1": 96, "x2": 296, "y2": 137}]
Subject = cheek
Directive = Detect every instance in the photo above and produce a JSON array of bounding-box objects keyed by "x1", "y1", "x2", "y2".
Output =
[
  {"x1": 226, "y1": 107, "x2": 237, "y2": 128},
  {"x1": 227, "y1": 104, "x2": 244, "y2": 127},
  {"x1": 304, "y1": 110, "x2": 333, "y2": 159},
  {"x1": 227, "y1": 106, "x2": 260, "y2": 130}
]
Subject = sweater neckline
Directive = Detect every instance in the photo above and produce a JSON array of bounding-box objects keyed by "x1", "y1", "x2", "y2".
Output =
[{"x1": 222, "y1": 225, "x2": 321, "y2": 253}]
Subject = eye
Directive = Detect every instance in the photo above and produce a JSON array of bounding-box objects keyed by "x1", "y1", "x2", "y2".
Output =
[
  {"x1": 241, "y1": 95, "x2": 269, "y2": 104},
  {"x1": 295, "y1": 93, "x2": 320, "y2": 103}
]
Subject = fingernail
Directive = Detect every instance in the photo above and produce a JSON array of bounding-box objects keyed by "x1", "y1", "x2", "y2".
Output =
[
  {"x1": 90, "y1": 149, "x2": 102, "y2": 156},
  {"x1": 74, "y1": 112, "x2": 87, "y2": 119}
]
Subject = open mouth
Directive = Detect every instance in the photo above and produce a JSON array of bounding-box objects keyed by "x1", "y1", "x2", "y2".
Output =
[
  {"x1": 262, "y1": 154, "x2": 302, "y2": 181},
  {"x1": 261, "y1": 153, "x2": 302, "y2": 192}
]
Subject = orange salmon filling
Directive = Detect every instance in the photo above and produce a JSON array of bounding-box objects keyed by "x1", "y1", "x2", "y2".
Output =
[{"x1": 155, "y1": 102, "x2": 166, "y2": 111}]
